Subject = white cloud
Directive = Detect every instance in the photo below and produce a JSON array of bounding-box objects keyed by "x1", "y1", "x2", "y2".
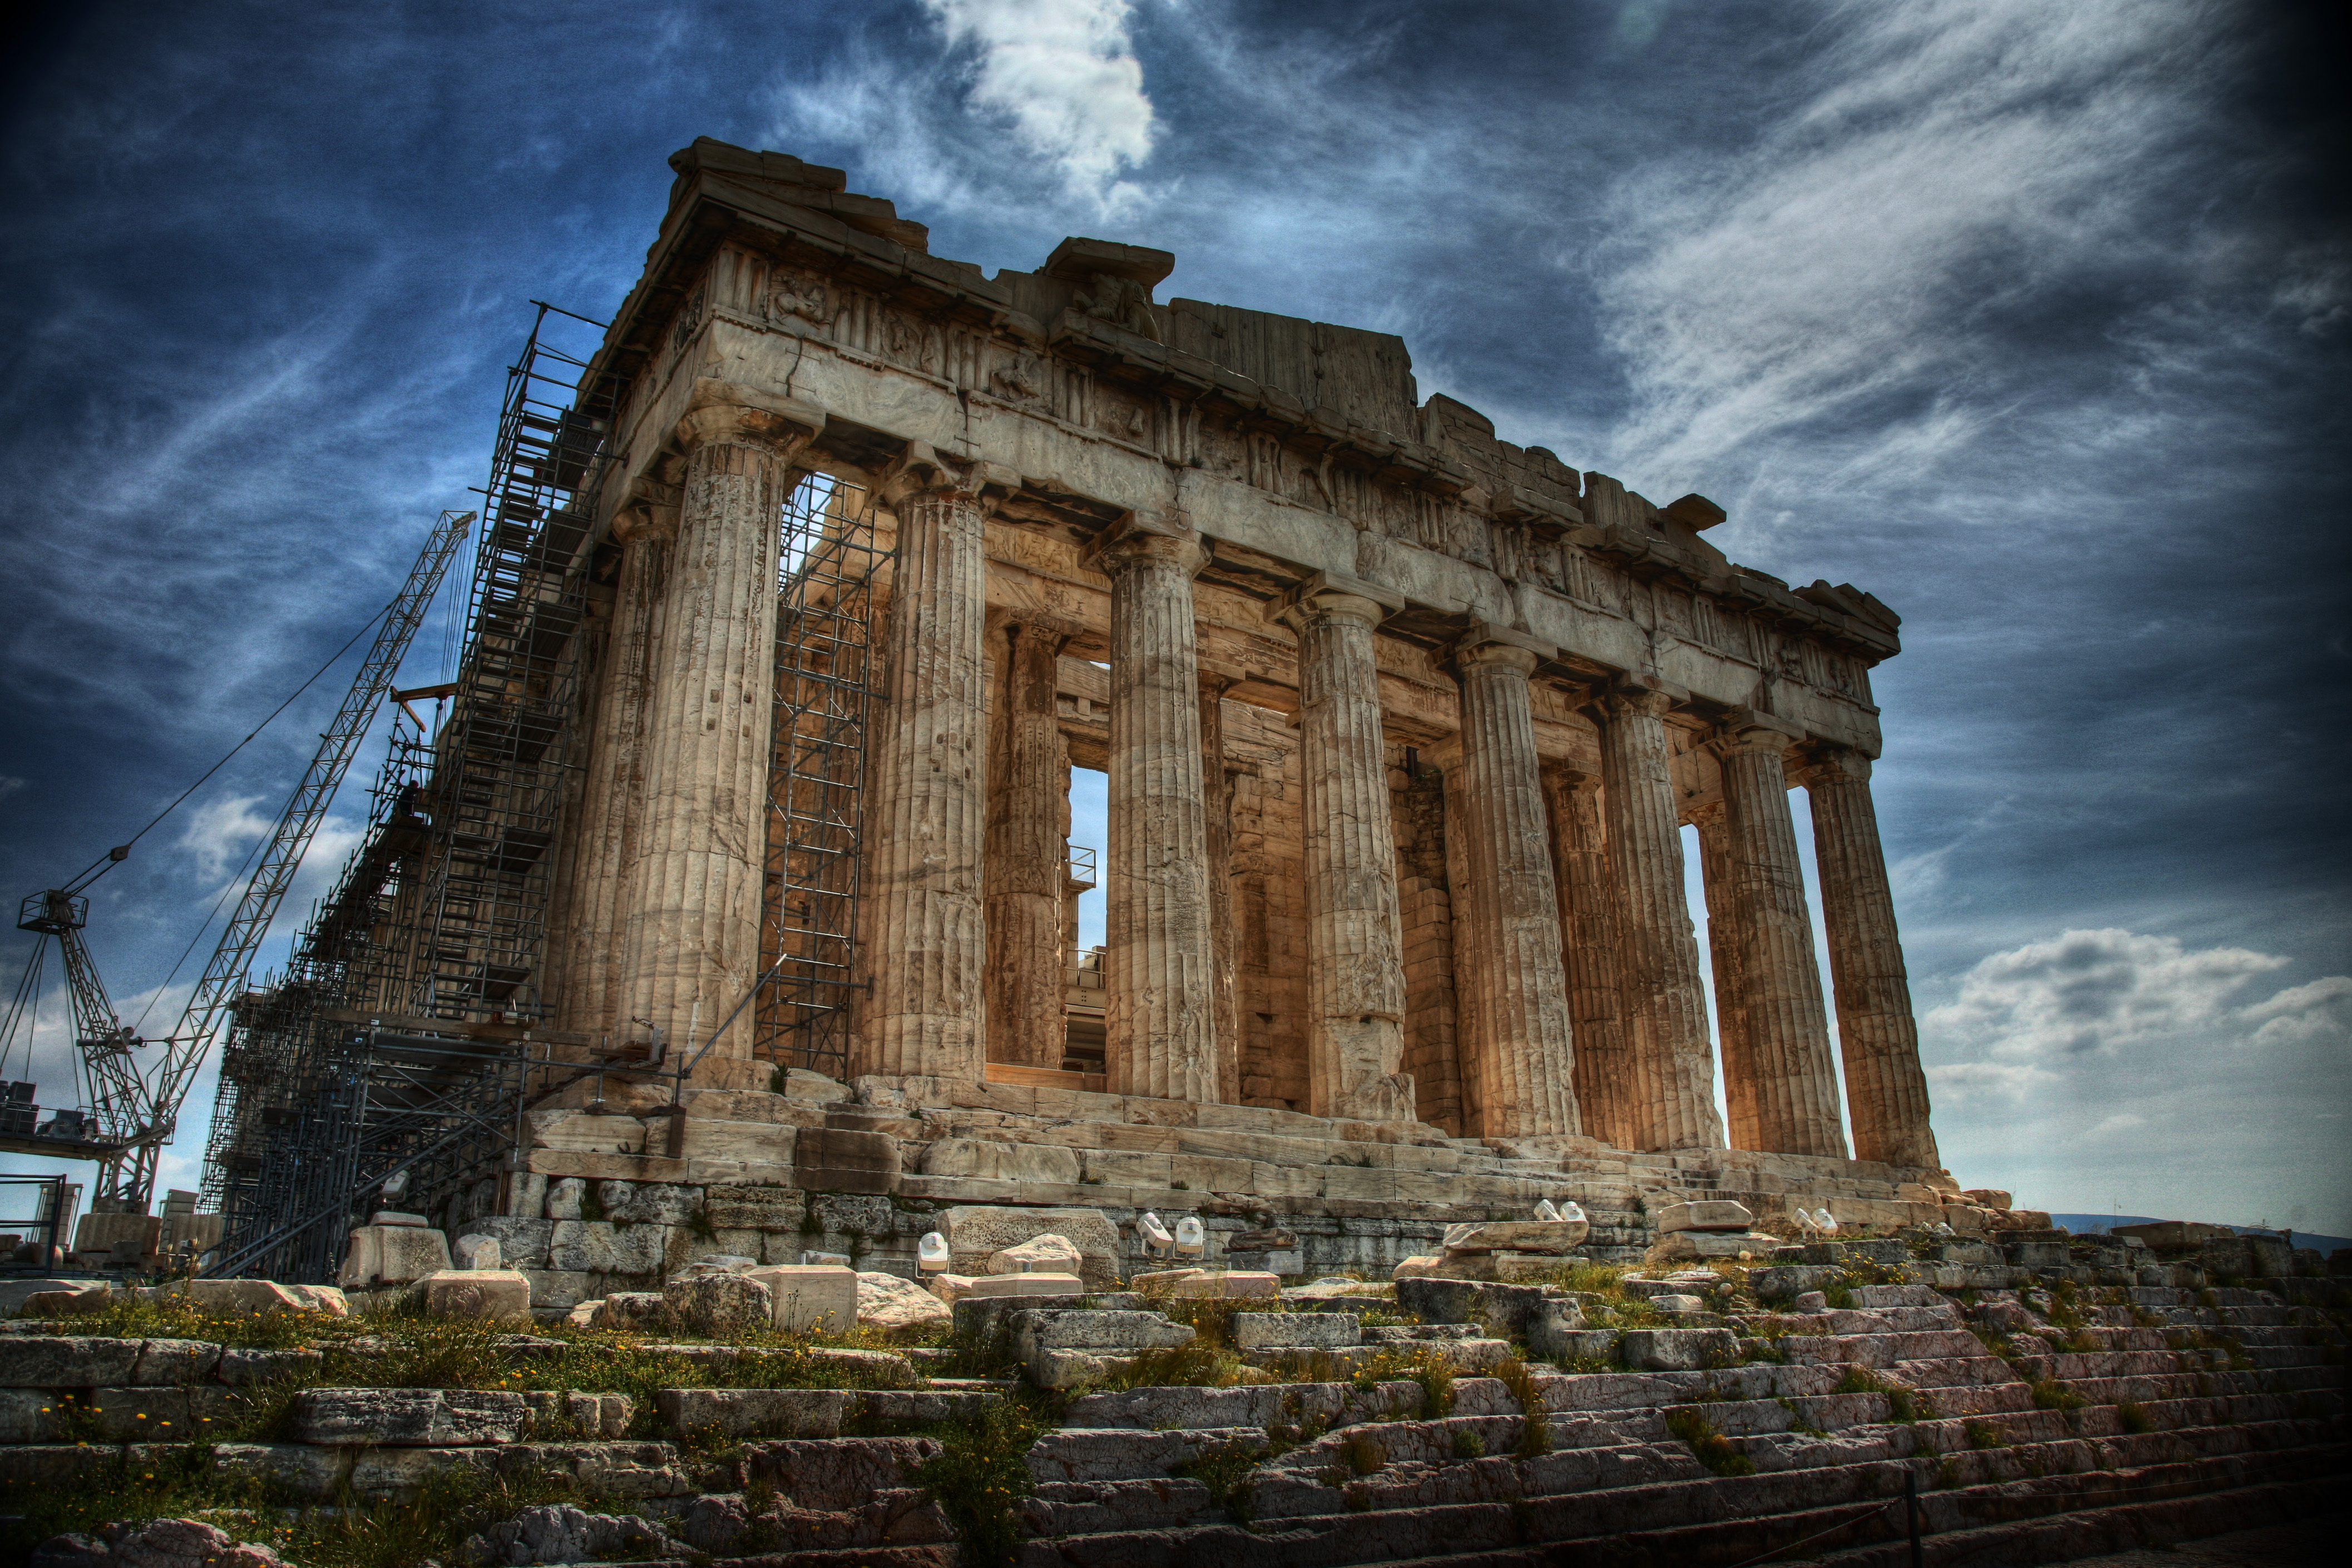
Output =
[
  {"x1": 1592, "y1": 0, "x2": 2240, "y2": 483},
  {"x1": 2240, "y1": 975, "x2": 2352, "y2": 1048},
  {"x1": 177, "y1": 794, "x2": 276, "y2": 884},
  {"x1": 1924, "y1": 927, "x2": 2290, "y2": 1060},
  {"x1": 920, "y1": 0, "x2": 1157, "y2": 207}
]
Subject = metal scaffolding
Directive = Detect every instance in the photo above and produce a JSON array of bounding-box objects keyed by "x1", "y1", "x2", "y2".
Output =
[
  {"x1": 201, "y1": 305, "x2": 611, "y2": 1282},
  {"x1": 754, "y1": 473, "x2": 884, "y2": 1077}
]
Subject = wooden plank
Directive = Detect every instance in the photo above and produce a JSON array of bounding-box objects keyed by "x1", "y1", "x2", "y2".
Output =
[{"x1": 985, "y1": 1062, "x2": 1108, "y2": 1094}]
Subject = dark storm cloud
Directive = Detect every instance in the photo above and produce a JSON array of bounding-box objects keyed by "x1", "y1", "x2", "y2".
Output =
[{"x1": 2, "y1": 1, "x2": 2344, "y2": 1221}]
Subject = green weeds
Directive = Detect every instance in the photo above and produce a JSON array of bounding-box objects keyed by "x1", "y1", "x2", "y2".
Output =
[{"x1": 1665, "y1": 1407, "x2": 1755, "y2": 1476}]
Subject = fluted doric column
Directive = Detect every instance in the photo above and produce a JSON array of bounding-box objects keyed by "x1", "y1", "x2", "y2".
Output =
[
  {"x1": 1692, "y1": 803, "x2": 1760, "y2": 1150},
  {"x1": 616, "y1": 382, "x2": 817, "y2": 1077},
  {"x1": 1598, "y1": 685, "x2": 1724, "y2": 1151},
  {"x1": 1803, "y1": 748, "x2": 1939, "y2": 1168},
  {"x1": 985, "y1": 616, "x2": 1075, "y2": 1068},
  {"x1": 1274, "y1": 578, "x2": 1414, "y2": 1121},
  {"x1": 853, "y1": 444, "x2": 994, "y2": 1082},
  {"x1": 1091, "y1": 520, "x2": 1217, "y2": 1101},
  {"x1": 1200, "y1": 675, "x2": 1243, "y2": 1105},
  {"x1": 1711, "y1": 720, "x2": 1847, "y2": 1157},
  {"x1": 1540, "y1": 764, "x2": 1636, "y2": 1147},
  {"x1": 566, "y1": 486, "x2": 675, "y2": 1038},
  {"x1": 1445, "y1": 631, "x2": 1578, "y2": 1137}
]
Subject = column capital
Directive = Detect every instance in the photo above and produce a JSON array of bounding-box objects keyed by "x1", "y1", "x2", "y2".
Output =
[
  {"x1": 613, "y1": 476, "x2": 680, "y2": 543},
  {"x1": 1539, "y1": 759, "x2": 1604, "y2": 794},
  {"x1": 671, "y1": 377, "x2": 825, "y2": 455},
  {"x1": 1604, "y1": 685, "x2": 1676, "y2": 720},
  {"x1": 882, "y1": 440, "x2": 1021, "y2": 509},
  {"x1": 1266, "y1": 570, "x2": 1406, "y2": 636},
  {"x1": 1084, "y1": 510, "x2": 1208, "y2": 578},
  {"x1": 1798, "y1": 745, "x2": 1875, "y2": 785},
  {"x1": 1709, "y1": 710, "x2": 1804, "y2": 760},
  {"x1": 1451, "y1": 622, "x2": 1550, "y2": 676}
]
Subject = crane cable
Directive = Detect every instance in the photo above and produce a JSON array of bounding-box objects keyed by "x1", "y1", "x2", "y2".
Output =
[{"x1": 55, "y1": 593, "x2": 398, "y2": 898}]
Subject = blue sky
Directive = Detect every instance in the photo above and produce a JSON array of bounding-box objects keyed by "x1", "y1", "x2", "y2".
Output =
[{"x1": 1, "y1": 1, "x2": 2345, "y2": 1231}]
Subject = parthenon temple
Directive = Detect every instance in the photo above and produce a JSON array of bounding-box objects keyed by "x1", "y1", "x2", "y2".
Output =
[
  {"x1": 207, "y1": 136, "x2": 1968, "y2": 1285},
  {"x1": 518, "y1": 134, "x2": 1946, "y2": 1236}
]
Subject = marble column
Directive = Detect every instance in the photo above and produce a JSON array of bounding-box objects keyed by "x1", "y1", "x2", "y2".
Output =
[
  {"x1": 1276, "y1": 583, "x2": 1413, "y2": 1121},
  {"x1": 985, "y1": 617, "x2": 1075, "y2": 1069},
  {"x1": 1200, "y1": 675, "x2": 1243, "y2": 1106},
  {"x1": 617, "y1": 384, "x2": 815, "y2": 1077},
  {"x1": 853, "y1": 444, "x2": 992, "y2": 1082},
  {"x1": 1598, "y1": 686, "x2": 1725, "y2": 1151},
  {"x1": 1712, "y1": 721, "x2": 1847, "y2": 1158},
  {"x1": 1445, "y1": 632, "x2": 1578, "y2": 1137},
  {"x1": 569, "y1": 491, "x2": 674, "y2": 1041},
  {"x1": 1093, "y1": 521, "x2": 1217, "y2": 1102},
  {"x1": 1692, "y1": 803, "x2": 1760, "y2": 1151},
  {"x1": 1803, "y1": 748, "x2": 1940, "y2": 1168},
  {"x1": 1540, "y1": 764, "x2": 1635, "y2": 1147}
]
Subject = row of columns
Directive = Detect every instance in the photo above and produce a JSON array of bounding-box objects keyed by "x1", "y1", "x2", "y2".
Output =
[{"x1": 572, "y1": 395, "x2": 1934, "y2": 1166}]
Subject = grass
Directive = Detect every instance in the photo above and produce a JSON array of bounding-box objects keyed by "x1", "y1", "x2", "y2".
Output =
[
  {"x1": 1340, "y1": 1431, "x2": 1386, "y2": 1475},
  {"x1": 1172, "y1": 1438, "x2": 1273, "y2": 1518},
  {"x1": 1489, "y1": 1358, "x2": 1550, "y2": 1456},
  {"x1": 907, "y1": 1394, "x2": 1053, "y2": 1568},
  {"x1": 2117, "y1": 1401, "x2": 2156, "y2": 1434},
  {"x1": 1832, "y1": 1364, "x2": 1931, "y2": 1422},
  {"x1": 1451, "y1": 1428, "x2": 1488, "y2": 1460},
  {"x1": 2029, "y1": 1377, "x2": 2088, "y2": 1412},
  {"x1": 1664, "y1": 1407, "x2": 1755, "y2": 1476},
  {"x1": 1082, "y1": 1341, "x2": 1252, "y2": 1391},
  {"x1": 1964, "y1": 1419, "x2": 2010, "y2": 1450},
  {"x1": 0, "y1": 1445, "x2": 624, "y2": 1568}
]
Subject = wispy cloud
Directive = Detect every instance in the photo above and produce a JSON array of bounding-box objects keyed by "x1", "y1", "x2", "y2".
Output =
[{"x1": 921, "y1": 0, "x2": 1156, "y2": 206}]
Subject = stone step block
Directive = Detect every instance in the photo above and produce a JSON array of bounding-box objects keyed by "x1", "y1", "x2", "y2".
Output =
[
  {"x1": 1881, "y1": 1355, "x2": 2032, "y2": 1389},
  {"x1": 0, "y1": 1384, "x2": 240, "y2": 1443},
  {"x1": 1231, "y1": 1312, "x2": 1361, "y2": 1349},
  {"x1": 291, "y1": 1388, "x2": 530, "y2": 1447},
  {"x1": 1025, "y1": 1425, "x2": 1269, "y2": 1484},
  {"x1": 1819, "y1": 1306, "x2": 1961, "y2": 1334},
  {"x1": 1016, "y1": 1476, "x2": 1221, "y2": 1536},
  {"x1": 655, "y1": 1386, "x2": 854, "y2": 1440},
  {"x1": 1061, "y1": 1377, "x2": 1424, "y2": 1432},
  {"x1": 734, "y1": 1434, "x2": 946, "y2": 1510},
  {"x1": 1774, "y1": 1329, "x2": 1989, "y2": 1367}
]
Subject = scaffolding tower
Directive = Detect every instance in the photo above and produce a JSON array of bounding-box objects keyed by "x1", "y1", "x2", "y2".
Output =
[
  {"x1": 754, "y1": 474, "x2": 884, "y2": 1077},
  {"x1": 201, "y1": 305, "x2": 611, "y2": 1282}
]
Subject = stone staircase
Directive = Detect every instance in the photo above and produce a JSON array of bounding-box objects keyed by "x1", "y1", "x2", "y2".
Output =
[{"x1": 4, "y1": 1277, "x2": 2342, "y2": 1565}]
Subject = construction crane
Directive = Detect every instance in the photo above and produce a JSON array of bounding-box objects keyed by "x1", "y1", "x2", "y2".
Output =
[{"x1": 1, "y1": 510, "x2": 473, "y2": 1215}]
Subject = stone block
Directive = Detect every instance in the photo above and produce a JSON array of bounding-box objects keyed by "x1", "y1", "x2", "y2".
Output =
[
  {"x1": 1523, "y1": 1299, "x2": 1587, "y2": 1360},
  {"x1": 1231, "y1": 1312, "x2": 1360, "y2": 1349},
  {"x1": 457, "y1": 1216, "x2": 555, "y2": 1270},
  {"x1": 965, "y1": 1272, "x2": 1086, "y2": 1297},
  {"x1": 214, "y1": 1442, "x2": 349, "y2": 1502},
  {"x1": 1750, "y1": 1265, "x2": 1842, "y2": 1302},
  {"x1": 1851, "y1": 1283, "x2": 1945, "y2": 1309},
  {"x1": 452, "y1": 1234, "x2": 502, "y2": 1270},
  {"x1": 2109, "y1": 1219, "x2": 2228, "y2": 1252},
  {"x1": 793, "y1": 1127, "x2": 901, "y2": 1194},
  {"x1": 416, "y1": 1268, "x2": 532, "y2": 1320},
  {"x1": 1129, "y1": 1268, "x2": 1205, "y2": 1290},
  {"x1": 656, "y1": 1386, "x2": 852, "y2": 1440},
  {"x1": 132, "y1": 1339, "x2": 223, "y2": 1386},
  {"x1": 928, "y1": 1273, "x2": 979, "y2": 1302},
  {"x1": 941, "y1": 1205, "x2": 1121, "y2": 1287},
  {"x1": 599, "y1": 1181, "x2": 704, "y2": 1225},
  {"x1": 1441, "y1": 1219, "x2": 1587, "y2": 1255},
  {"x1": 0, "y1": 1335, "x2": 141, "y2": 1387},
  {"x1": 219, "y1": 1347, "x2": 323, "y2": 1386},
  {"x1": 1395, "y1": 1277, "x2": 1548, "y2": 1338},
  {"x1": 744, "y1": 1264, "x2": 858, "y2": 1332},
  {"x1": 1391, "y1": 1255, "x2": 1447, "y2": 1279},
  {"x1": 294, "y1": 1387, "x2": 530, "y2": 1446},
  {"x1": 1961, "y1": 1189, "x2": 2013, "y2": 1210},
  {"x1": 858, "y1": 1270, "x2": 952, "y2": 1332},
  {"x1": 149, "y1": 1278, "x2": 327, "y2": 1318},
  {"x1": 665, "y1": 1273, "x2": 774, "y2": 1337},
  {"x1": 337, "y1": 1224, "x2": 453, "y2": 1289},
  {"x1": 1646, "y1": 1230, "x2": 1777, "y2": 1264},
  {"x1": 991, "y1": 1234, "x2": 1085, "y2": 1274},
  {"x1": 592, "y1": 1293, "x2": 672, "y2": 1332},
  {"x1": 547, "y1": 1219, "x2": 668, "y2": 1276},
  {"x1": 1653, "y1": 1200, "x2": 1755, "y2": 1234},
  {"x1": 518, "y1": 1269, "x2": 593, "y2": 1309},
  {"x1": 922, "y1": 1139, "x2": 1081, "y2": 1184},
  {"x1": 1011, "y1": 1309, "x2": 1194, "y2": 1354},
  {"x1": 545, "y1": 1177, "x2": 587, "y2": 1220},
  {"x1": 1169, "y1": 1270, "x2": 1278, "y2": 1299},
  {"x1": 1618, "y1": 1328, "x2": 1737, "y2": 1372}
]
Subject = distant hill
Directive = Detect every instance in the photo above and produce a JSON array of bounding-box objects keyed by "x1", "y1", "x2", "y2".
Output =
[{"x1": 2048, "y1": 1214, "x2": 2351, "y2": 1255}]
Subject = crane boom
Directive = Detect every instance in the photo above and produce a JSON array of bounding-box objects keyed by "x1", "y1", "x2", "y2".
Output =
[{"x1": 94, "y1": 510, "x2": 473, "y2": 1209}]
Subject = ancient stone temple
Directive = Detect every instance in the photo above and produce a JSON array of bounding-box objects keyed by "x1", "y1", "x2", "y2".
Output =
[{"x1": 488, "y1": 136, "x2": 1960, "y2": 1282}]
